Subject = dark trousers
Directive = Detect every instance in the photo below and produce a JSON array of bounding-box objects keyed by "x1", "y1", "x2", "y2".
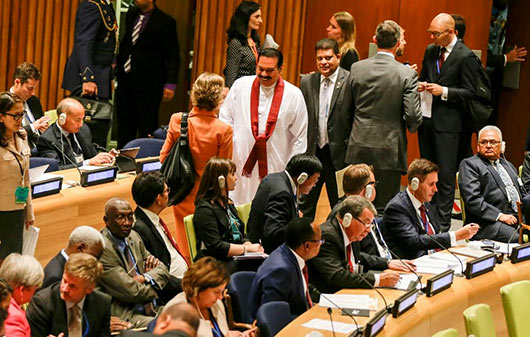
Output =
[
  {"x1": 418, "y1": 118, "x2": 460, "y2": 232},
  {"x1": 0, "y1": 210, "x2": 24, "y2": 259},
  {"x1": 116, "y1": 77, "x2": 163, "y2": 148},
  {"x1": 373, "y1": 169, "x2": 401, "y2": 213},
  {"x1": 300, "y1": 145, "x2": 339, "y2": 219}
]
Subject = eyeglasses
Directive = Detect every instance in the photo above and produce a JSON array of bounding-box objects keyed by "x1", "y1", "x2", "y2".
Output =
[
  {"x1": 162, "y1": 186, "x2": 171, "y2": 194},
  {"x1": 354, "y1": 217, "x2": 374, "y2": 229},
  {"x1": 367, "y1": 180, "x2": 379, "y2": 187},
  {"x1": 478, "y1": 140, "x2": 501, "y2": 146},
  {"x1": 306, "y1": 239, "x2": 325, "y2": 245},
  {"x1": 427, "y1": 28, "x2": 449, "y2": 38},
  {"x1": 3, "y1": 110, "x2": 27, "y2": 121},
  {"x1": 114, "y1": 213, "x2": 136, "y2": 222}
]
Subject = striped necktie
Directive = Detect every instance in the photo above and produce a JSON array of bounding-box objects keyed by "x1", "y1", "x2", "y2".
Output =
[{"x1": 124, "y1": 14, "x2": 145, "y2": 73}]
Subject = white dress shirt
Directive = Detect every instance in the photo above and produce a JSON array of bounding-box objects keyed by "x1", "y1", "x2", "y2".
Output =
[{"x1": 340, "y1": 225, "x2": 380, "y2": 286}]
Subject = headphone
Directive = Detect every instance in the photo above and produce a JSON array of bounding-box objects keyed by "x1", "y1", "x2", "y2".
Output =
[
  {"x1": 218, "y1": 175, "x2": 226, "y2": 189},
  {"x1": 297, "y1": 172, "x2": 309, "y2": 185},
  {"x1": 501, "y1": 141, "x2": 506, "y2": 154},
  {"x1": 364, "y1": 184, "x2": 374, "y2": 199},
  {"x1": 410, "y1": 177, "x2": 420, "y2": 191},
  {"x1": 58, "y1": 112, "x2": 67, "y2": 126},
  {"x1": 342, "y1": 213, "x2": 353, "y2": 228}
]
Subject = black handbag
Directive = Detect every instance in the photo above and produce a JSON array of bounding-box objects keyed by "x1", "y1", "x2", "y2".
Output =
[
  {"x1": 161, "y1": 112, "x2": 195, "y2": 206},
  {"x1": 73, "y1": 96, "x2": 113, "y2": 147}
]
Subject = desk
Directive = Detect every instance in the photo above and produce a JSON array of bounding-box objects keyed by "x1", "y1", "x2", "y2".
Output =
[
  {"x1": 278, "y1": 259, "x2": 530, "y2": 337},
  {"x1": 33, "y1": 168, "x2": 175, "y2": 266}
]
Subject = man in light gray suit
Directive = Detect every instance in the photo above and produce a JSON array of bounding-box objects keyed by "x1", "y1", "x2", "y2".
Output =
[
  {"x1": 300, "y1": 38, "x2": 354, "y2": 219},
  {"x1": 346, "y1": 20, "x2": 422, "y2": 212}
]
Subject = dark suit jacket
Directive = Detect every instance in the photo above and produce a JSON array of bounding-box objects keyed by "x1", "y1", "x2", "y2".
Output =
[
  {"x1": 62, "y1": 0, "x2": 116, "y2": 99},
  {"x1": 248, "y1": 244, "x2": 308, "y2": 320},
  {"x1": 24, "y1": 95, "x2": 44, "y2": 148},
  {"x1": 121, "y1": 330, "x2": 189, "y2": 337},
  {"x1": 459, "y1": 155, "x2": 524, "y2": 237},
  {"x1": 301, "y1": 67, "x2": 354, "y2": 171},
  {"x1": 36, "y1": 123, "x2": 98, "y2": 169},
  {"x1": 27, "y1": 282, "x2": 111, "y2": 337},
  {"x1": 382, "y1": 191, "x2": 451, "y2": 259},
  {"x1": 116, "y1": 6, "x2": 180, "y2": 91},
  {"x1": 346, "y1": 53, "x2": 422, "y2": 172},
  {"x1": 419, "y1": 41, "x2": 476, "y2": 132},
  {"x1": 133, "y1": 207, "x2": 174, "y2": 269},
  {"x1": 41, "y1": 251, "x2": 67, "y2": 289},
  {"x1": 247, "y1": 172, "x2": 297, "y2": 253},
  {"x1": 307, "y1": 218, "x2": 387, "y2": 294}
]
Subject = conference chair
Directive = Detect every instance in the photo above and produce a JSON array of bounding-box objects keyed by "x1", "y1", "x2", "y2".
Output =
[
  {"x1": 463, "y1": 303, "x2": 496, "y2": 337},
  {"x1": 183, "y1": 214, "x2": 198, "y2": 263},
  {"x1": 431, "y1": 328, "x2": 459, "y2": 337},
  {"x1": 152, "y1": 127, "x2": 168, "y2": 140},
  {"x1": 456, "y1": 172, "x2": 467, "y2": 224},
  {"x1": 500, "y1": 280, "x2": 530, "y2": 337},
  {"x1": 226, "y1": 271, "x2": 256, "y2": 324},
  {"x1": 123, "y1": 138, "x2": 165, "y2": 158},
  {"x1": 256, "y1": 301, "x2": 296, "y2": 337},
  {"x1": 235, "y1": 202, "x2": 252, "y2": 234},
  {"x1": 30, "y1": 157, "x2": 60, "y2": 172}
]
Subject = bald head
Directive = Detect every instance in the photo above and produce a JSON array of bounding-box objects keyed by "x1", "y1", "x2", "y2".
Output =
[
  {"x1": 432, "y1": 13, "x2": 455, "y2": 29},
  {"x1": 57, "y1": 98, "x2": 85, "y2": 133},
  {"x1": 104, "y1": 198, "x2": 134, "y2": 239},
  {"x1": 155, "y1": 303, "x2": 200, "y2": 336},
  {"x1": 104, "y1": 197, "x2": 130, "y2": 216},
  {"x1": 429, "y1": 13, "x2": 456, "y2": 47}
]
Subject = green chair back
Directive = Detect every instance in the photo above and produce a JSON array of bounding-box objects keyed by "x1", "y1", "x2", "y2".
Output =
[
  {"x1": 432, "y1": 328, "x2": 459, "y2": 337},
  {"x1": 183, "y1": 214, "x2": 197, "y2": 263},
  {"x1": 463, "y1": 303, "x2": 496, "y2": 337},
  {"x1": 235, "y1": 202, "x2": 252, "y2": 234},
  {"x1": 456, "y1": 172, "x2": 466, "y2": 224},
  {"x1": 500, "y1": 280, "x2": 530, "y2": 337}
]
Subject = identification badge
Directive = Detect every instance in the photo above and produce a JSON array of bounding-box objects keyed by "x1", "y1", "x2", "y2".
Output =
[{"x1": 15, "y1": 186, "x2": 29, "y2": 204}]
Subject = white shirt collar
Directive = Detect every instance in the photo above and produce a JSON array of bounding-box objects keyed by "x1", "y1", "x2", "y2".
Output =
[
  {"x1": 60, "y1": 249, "x2": 69, "y2": 261},
  {"x1": 406, "y1": 187, "x2": 423, "y2": 211},
  {"x1": 57, "y1": 122, "x2": 71, "y2": 137},
  {"x1": 288, "y1": 247, "x2": 306, "y2": 271},
  {"x1": 66, "y1": 296, "x2": 86, "y2": 310},
  {"x1": 339, "y1": 222, "x2": 351, "y2": 247},
  {"x1": 321, "y1": 67, "x2": 339, "y2": 85},
  {"x1": 138, "y1": 206, "x2": 160, "y2": 227},
  {"x1": 445, "y1": 36, "x2": 458, "y2": 54},
  {"x1": 284, "y1": 170, "x2": 297, "y2": 196},
  {"x1": 377, "y1": 51, "x2": 395, "y2": 59}
]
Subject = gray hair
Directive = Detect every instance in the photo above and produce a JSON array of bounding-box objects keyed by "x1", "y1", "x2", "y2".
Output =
[
  {"x1": 337, "y1": 195, "x2": 377, "y2": 219},
  {"x1": 375, "y1": 20, "x2": 401, "y2": 49},
  {"x1": 0, "y1": 253, "x2": 44, "y2": 288},
  {"x1": 478, "y1": 125, "x2": 502, "y2": 141},
  {"x1": 68, "y1": 226, "x2": 105, "y2": 250}
]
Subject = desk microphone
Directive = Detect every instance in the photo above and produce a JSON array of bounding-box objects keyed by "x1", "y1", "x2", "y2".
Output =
[
  {"x1": 92, "y1": 142, "x2": 108, "y2": 152},
  {"x1": 425, "y1": 235, "x2": 465, "y2": 276},
  {"x1": 51, "y1": 142, "x2": 83, "y2": 179},
  {"x1": 320, "y1": 294, "x2": 361, "y2": 337},
  {"x1": 327, "y1": 307, "x2": 336, "y2": 337},
  {"x1": 386, "y1": 247, "x2": 423, "y2": 292}
]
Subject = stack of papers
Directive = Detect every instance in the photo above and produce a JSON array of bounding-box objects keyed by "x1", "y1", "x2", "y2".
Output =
[
  {"x1": 414, "y1": 253, "x2": 464, "y2": 274},
  {"x1": 450, "y1": 246, "x2": 492, "y2": 258},
  {"x1": 395, "y1": 273, "x2": 423, "y2": 290},
  {"x1": 233, "y1": 252, "x2": 268, "y2": 260},
  {"x1": 319, "y1": 294, "x2": 378, "y2": 311},
  {"x1": 302, "y1": 318, "x2": 358, "y2": 334}
]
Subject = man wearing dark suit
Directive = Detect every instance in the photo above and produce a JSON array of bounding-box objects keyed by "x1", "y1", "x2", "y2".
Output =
[
  {"x1": 42, "y1": 226, "x2": 105, "y2": 289},
  {"x1": 131, "y1": 171, "x2": 188, "y2": 279},
  {"x1": 247, "y1": 154, "x2": 322, "y2": 254},
  {"x1": 248, "y1": 218, "x2": 322, "y2": 320},
  {"x1": 27, "y1": 253, "x2": 111, "y2": 337},
  {"x1": 418, "y1": 13, "x2": 476, "y2": 231},
  {"x1": 115, "y1": 0, "x2": 180, "y2": 148},
  {"x1": 309, "y1": 196, "x2": 403, "y2": 294},
  {"x1": 346, "y1": 21, "x2": 421, "y2": 212},
  {"x1": 62, "y1": 0, "x2": 117, "y2": 99},
  {"x1": 459, "y1": 126, "x2": 530, "y2": 242},
  {"x1": 299, "y1": 38, "x2": 354, "y2": 219},
  {"x1": 383, "y1": 159, "x2": 479, "y2": 260},
  {"x1": 36, "y1": 98, "x2": 115, "y2": 169}
]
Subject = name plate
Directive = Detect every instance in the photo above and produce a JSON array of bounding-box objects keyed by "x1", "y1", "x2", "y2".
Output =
[
  {"x1": 80, "y1": 166, "x2": 118, "y2": 187},
  {"x1": 465, "y1": 253, "x2": 496, "y2": 279},
  {"x1": 510, "y1": 243, "x2": 530, "y2": 264},
  {"x1": 425, "y1": 269, "x2": 454, "y2": 297},
  {"x1": 136, "y1": 158, "x2": 162, "y2": 173},
  {"x1": 392, "y1": 289, "x2": 419, "y2": 318},
  {"x1": 31, "y1": 176, "x2": 63, "y2": 198},
  {"x1": 364, "y1": 309, "x2": 387, "y2": 337}
]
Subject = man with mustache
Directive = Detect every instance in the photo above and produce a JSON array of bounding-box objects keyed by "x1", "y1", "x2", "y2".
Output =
[{"x1": 220, "y1": 48, "x2": 308, "y2": 205}]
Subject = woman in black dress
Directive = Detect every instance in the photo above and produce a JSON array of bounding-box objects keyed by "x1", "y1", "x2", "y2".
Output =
[{"x1": 327, "y1": 11, "x2": 360, "y2": 70}]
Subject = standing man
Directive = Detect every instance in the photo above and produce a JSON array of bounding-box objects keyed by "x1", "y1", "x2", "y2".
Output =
[
  {"x1": 299, "y1": 38, "x2": 354, "y2": 219},
  {"x1": 418, "y1": 13, "x2": 476, "y2": 231},
  {"x1": 115, "y1": 0, "x2": 180, "y2": 148},
  {"x1": 346, "y1": 20, "x2": 422, "y2": 212},
  {"x1": 62, "y1": 0, "x2": 117, "y2": 99},
  {"x1": 220, "y1": 48, "x2": 308, "y2": 205},
  {"x1": 10, "y1": 62, "x2": 49, "y2": 149}
]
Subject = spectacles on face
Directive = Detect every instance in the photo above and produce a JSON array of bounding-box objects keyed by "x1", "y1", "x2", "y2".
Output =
[
  {"x1": 428, "y1": 28, "x2": 449, "y2": 38},
  {"x1": 3, "y1": 110, "x2": 27, "y2": 121},
  {"x1": 354, "y1": 217, "x2": 374, "y2": 229},
  {"x1": 162, "y1": 186, "x2": 171, "y2": 194},
  {"x1": 478, "y1": 140, "x2": 501, "y2": 146},
  {"x1": 114, "y1": 213, "x2": 136, "y2": 223},
  {"x1": 306, "y1": 239, "x2": 325, "y2": 245}
]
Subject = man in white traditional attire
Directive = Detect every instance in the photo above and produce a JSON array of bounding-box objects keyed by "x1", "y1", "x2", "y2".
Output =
[{"x1": 220, "y1": 48, "x2": 308, "y2": 205}]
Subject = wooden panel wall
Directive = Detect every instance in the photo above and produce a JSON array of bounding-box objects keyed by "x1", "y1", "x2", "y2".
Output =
[
  {"x1": 0, "y1": 0, "x2": 79, "y2": 111},
  {"x1": 192, "y1": 0, "x2": 307, "y2": 85}
]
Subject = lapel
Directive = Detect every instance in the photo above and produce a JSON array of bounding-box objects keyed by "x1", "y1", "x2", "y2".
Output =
[
  {"x1": 328, "y1": 68, "x2": 345, "y2": 120},
  {"x1": 82, "y1": 292, "x2": 93, "y2": 335},
  {"x1": 126, "y1": 234, "x2": 145, "y2": 274},
  {"x1": 136, "y1": 7, "x2": 160, "y2": 45},
  {"x1": 281, "y1": 244, "x2": 305, "y2": 299},
  {"x1": 135, "y1": 208, "x2": 166, "y2": 247},
  {"x1": 52, "y1": 284, "x2": 69, "y2": 333},
  {"x1": 331, "y1": 218, "x2": 347, "y2": 260},
  {"x1": 352, "y1": 241, "x2": 361, "y2": 264},
  {"x1": 437, "y1": 41, "x2": 461, "y2": 79},
  {"x1": 402, "y1": 191, "x2": 426, "y2": 234},
  {"x1": 53, "y1": 123, "x2": 75, "y2": 160},
  {"x1": 5, "y1": 133, "x2": 28, "y2": 162},
  {"x1": 212, "y1": 202, "x2": 230, "y2": 230},
  {"x1": 311, "y1": 73, "x2": 321, "y2": 123},
  {"x1": 103, "y1": 229, "x2": 130, "y2": 271},
  {"x1": 480, "y1": 156, "x2": 509, "y2": 200}
]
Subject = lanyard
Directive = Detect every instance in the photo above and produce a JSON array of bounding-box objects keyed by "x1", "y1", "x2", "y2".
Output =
[
  {"x1": 7, "y1": 149, "x2": 25, "y2": 185},
  {"x1": 210, "y1": 311, "x2": 223, "y2": 337}
]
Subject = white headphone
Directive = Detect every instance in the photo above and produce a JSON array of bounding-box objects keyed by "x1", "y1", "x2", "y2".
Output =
[
  {"x1": 342, "y1": 213, "x2": 353, "y2": 228},
  {"x1": 58, "y1": 112, "x2": 67, "y2": 126},
  {"x1": 218, "y1": 175, "x2": 226, "y2": 189},
  {"x1": 411, "y1": 177, "x2": 420, "y2": 191},
  {"x1": 364, "y1": 184, "x2": 374, "y2": 199},
  {"x1": 297, "y1": 172, "x2": 309, "y2": 185}
]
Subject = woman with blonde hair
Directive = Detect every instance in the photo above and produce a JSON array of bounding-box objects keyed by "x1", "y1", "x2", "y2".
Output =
[
  {"x1": 327, "y1": 11, "x2": 360, "y2": 70},
  {"x1": 160, "y1": 73, "x2": 233, "y2": 260}
]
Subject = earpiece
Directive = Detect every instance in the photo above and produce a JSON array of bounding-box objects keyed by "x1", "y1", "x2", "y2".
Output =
[
  {"x1": 297, "y1": 172, "x2": 308, "y2": 185},
  {"x1": 58, "y1": 113, "x2": 66, "y2": 126},
  {"x1": 218, "y1": 175, "x2": 226, "y2": 189},
  {"x1": 342, "y1": 213, "x2": 352, "y2": 228},
  {"x1": 193, "y1": 288, "x2": 199, "y2": 297},
  {"x1": 411, "y1": 177, "x2": 419, "y2": 191},
  {"x1": 364, "y1": 184, "x2": 374, "y2": 199},
  {"x1": 501, "y1": 141, "x2": 506, "y2": 154}
]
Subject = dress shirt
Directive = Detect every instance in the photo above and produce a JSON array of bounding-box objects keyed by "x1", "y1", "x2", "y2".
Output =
[
  {"x1": 58, "y1": 123, "x2": 87, "y2": 163},
  {"x1": 284, "y1": 170, "x2": 298, "y2": 198},
  {"x1": 441, "y1": 36, "x2": 458, "y2": 101},
  {"x1": 318, "y1": 68, "x2": 339, "y2": 146},
  {"x1": 340, "y1": 225, "x2": 380, "y2": 286},
  {"x1": 288, "y1": 247, "x2": 308, "y2": 295},
  {"x1": 138, "y1": 206, "x2": 188, "y2": 278},
  {"x1": 65, "y1": 297, "x2": 86, "y2": 334},
  {"x1": 257, "y1": 82, "x2": 277, "y2": 135},
  {"x1": 376, "y1": 51, "x2": 395, "y2": 59},
  {"x1": 61, "y1": 248, "x2": 69, "y2": 261}
]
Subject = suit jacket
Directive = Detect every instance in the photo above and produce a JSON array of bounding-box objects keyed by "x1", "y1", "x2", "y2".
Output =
[
  {"x1": 120, "y1": 330, "x2": 189, "y2": 337},
  {"x1": 134, "y1": 207, "x2": 175, "y2": 269},
  {"x1": 248, "y1": 244, "x2": 309, "y2": 320},
  {"x1": 116, "y1": 6, "x2": 180, "y2": 91},
  {"x1": 307, "y1": 218, "x2": 387, "y2": 294},
  {"x1": 224, "y1": 37, "x2": 259, "y2": 88},
  {"x1": 382, "y1": 191, "x2": 451, "y2": 259},
  {"x1": 42, "y1": 251, "x2": 67, "y2": 289},
  {"x1": 27, "y1": 282, "x2": 111, "y2": 337},
  {"x1": 24, "y1": 95, "x2": 44, "y2": 148},
  {"x1": 62, "y1": 0, "x2": 117, "y2": 99},
  {"x1": 346, "y1": 53, "x2": 422, "y2": 172},
  {"x1": 459, "y1": 155, "x2": 524, "y2": 237},
  {"x1": 301, "y1": 67, "x2": 354, "y2": 170},
  {"x1": 247, "y1": 172, "x2": 297, "y2": 253},
  {"x1": 36, "y1": 123, "x2": 98, "y2": 169},
  {"x1": 419, "y1": 41, "x2": 476, "y2": 132},
  {"x1": 99, "y1": 229, "x2": 169, "y2": 323},
  {"x1": 5, "y1": 297, "x2": 31, "y2": 337}
]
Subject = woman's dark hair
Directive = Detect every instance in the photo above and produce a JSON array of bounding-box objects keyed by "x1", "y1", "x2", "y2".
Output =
[
  {"x1": 195, "y1": 157, "x2": 236, "y2": 205},
  {"x1": 0, "y1": 92, "x2": 23, "y2": 147},
  {"x1": 226, "y1": 1, "x2": 261, "y2": 46},
  {"x1": 181, "y1": 256, "x2": 230, "y2": 301}
]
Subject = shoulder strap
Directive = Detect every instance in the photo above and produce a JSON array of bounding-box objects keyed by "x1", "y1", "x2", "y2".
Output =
[{"x1": 179, "y1": 112, "x2": 189, "y2": 144}]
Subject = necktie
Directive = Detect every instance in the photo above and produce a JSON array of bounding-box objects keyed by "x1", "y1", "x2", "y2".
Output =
[
  {"x1": 68, "y1": 133, "x2": 82, "y2": 155},
  {"x1": 318, "y1": 77, "x2": 331, "y2": 148},
  {"x1": 437, "y1": 47, "x2": 447, "y2": 73},
  {"x1": 494, "y1": 160, "x2": 520, "y2": 213},
  {"x1": 419, "y1": 204, "x2": 434, "y2": 235},
  {"x1": 302, "y1": 265, "x2": 313, "y2": 308},
  {"x1": 159, "y1": 218, "x2": 189, "y2": 266},
  {"x1": 346, "y1": 244, "x2": 354, "y2": 273},
  {"x1": 124, "y1": 14, "x2": 145, "y2": 73},
  {"x1": 123, "y1": 243, "x2": 155, "y2": 315},
  {"x1": 68, "y1": 304, "x2": 82, "y2": 337}
]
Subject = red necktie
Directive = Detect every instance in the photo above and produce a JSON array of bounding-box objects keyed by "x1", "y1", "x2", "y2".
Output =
[
  {"x1": 302, "y1": 265, "x2": 313, "y2": 308},
  {"x1": 159, "y1": 218, "x2": 189, "y2": 266},
  {"x1": 419, "y1": 204, "x2": 434, "y2": 235},
  {"x1": 346, "y1": 244, "x2": 354, "y2": 273},
  {"x1": 438, "y1": 47, "x2": 447, "y2": 71}
]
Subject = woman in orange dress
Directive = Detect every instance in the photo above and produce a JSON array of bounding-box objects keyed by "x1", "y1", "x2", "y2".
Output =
[{"x1": 160, "y1": 73, "x2": 233, "y2": 259}]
